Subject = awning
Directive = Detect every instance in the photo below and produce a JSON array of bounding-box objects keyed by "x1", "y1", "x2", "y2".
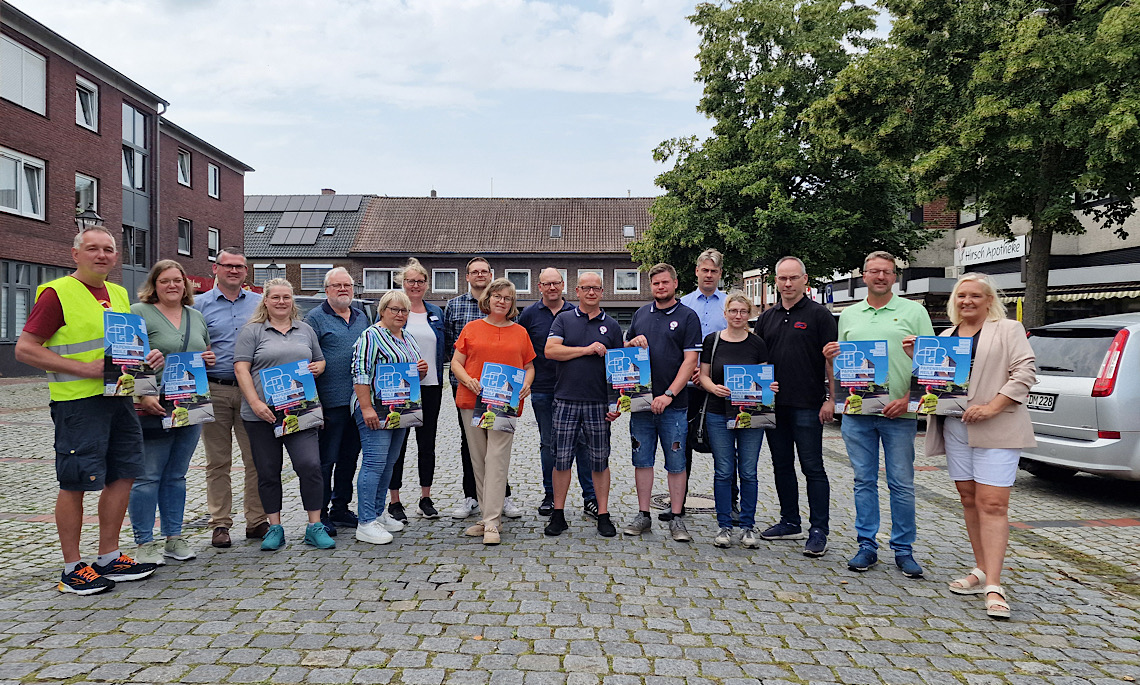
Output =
[{"x1": 999, "y1": 283, "x2": 1140, "y2": 304}]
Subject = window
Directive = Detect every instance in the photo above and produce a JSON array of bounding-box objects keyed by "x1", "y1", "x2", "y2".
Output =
[
  {"x1": 0, "y1": 146, "x2": 45, "y2": 220},
  {"x1": 958, "y1": 195, "x2": 986, "y2": 227},
  {"x1": 75, "y1": 76, "x2": 98, "y2": 130},
  {"x1": 301, "y1": 264, "x2": 332, "y2": 290},
  {"x1": 253, "y1": 264, "x2": 283, "y2": 286},
  {"x1": 177, "y1": 150, "x2": 191, "y2": 186},
  {"x1": 207, "y1": 227, "x2": 219, "y2": 261},
  {"x1": 122, "y1": 225, "x2": 149, "y2": 268},
  {"x1": 75, "y1": 173, "x2": 97, "y2": 214},
  {"x1": 614, "y1": 269, "x2": 640, "y2": 293},
  {"x1": 550, "y1": 224, "x2": 562, "y2": 238},
  {"x1": 122, "y1": 103, "x2": 148, "y2": 192},
  {"x1": 1, "y1": 36, "x2": 46, "y2": 115},
  {"x1": 255, "y1": 225, "x2": 266, "y2": 233},
  {"x1": 433, "y1": 269, "x2": 458, "y2": 293},
  {"x1": 558, "y1": 269, "x2": 568, "y2": 293},
  {"x1": 177, "y1": 218, "x2": 192, "y2": 255},
  {"x1": 622, "y1": 224, "x2": 635, "y2": 238},
  {"x1": 208, "y1": 163, "x2": 220, "y2": 198},
  {"x1": 363, "y1": 268, "x2": 396, "y2": 292},
  {"x1": 506, "y1": 269, "x2": 531, "y2": 293},
  {"x1": 322, "y1": 226, "x2": 335, "y2": 236}
]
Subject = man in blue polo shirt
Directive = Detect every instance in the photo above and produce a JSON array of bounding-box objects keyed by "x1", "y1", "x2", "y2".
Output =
[
  {"x1": 622, "y1": 263, "x2": 702, "y2": 542},
  {"x1": 543, "y1": 271, "x2": 624, "y2": 538},
  {"x1": 518, "y1": 268, "x2": 597, "y2": 518}
]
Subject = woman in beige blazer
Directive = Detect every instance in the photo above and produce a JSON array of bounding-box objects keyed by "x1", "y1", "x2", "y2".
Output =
[{"x1": 907, "y1": 273, "x2": 1035, "y2": 619}]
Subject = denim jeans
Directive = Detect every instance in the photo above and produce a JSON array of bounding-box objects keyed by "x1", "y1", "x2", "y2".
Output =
[
  {"x1": 354, "y1": 406, "x2": 407, "y2": 524},
  {"x1": 630, "y1": 407, "x2": 688, "y2": 473},
  {"x1": 840, "y1": 414, "x2": 918, "y2": 554},
  {"x1": 531, "y1": 391, "x2": 596, "y2": 500},
  {"x1": 705, "y1": 413, "x2": 760, "y2": 529},
  {"x1": 129, "y1": 424, "x2": 202, "y2": 544},
  {"x1": 765, "y1": 405, "x2": 830, "y2": 534},
  {"x1": 318, "y1": 405, "x2": 360, "y2": 513}
]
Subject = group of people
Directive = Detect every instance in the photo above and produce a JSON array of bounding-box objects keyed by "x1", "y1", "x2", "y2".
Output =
[{"x1": 19, "y1": 229, "x2": 1035, "y2": 620}]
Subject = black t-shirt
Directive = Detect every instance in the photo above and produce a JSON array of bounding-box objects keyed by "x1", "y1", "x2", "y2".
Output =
[
  {"x1": 548, "y1": 307, "x2": 625, "y2": 402},
  {"x1": 754, "y1": 296, "x2": 837, "y2": 409},
  {"x1": 626, "y1": 301, "x2": 702, "y2": 409},
  {"x1": 700, "y1": 331, "x2": 769, "y2": 415}
]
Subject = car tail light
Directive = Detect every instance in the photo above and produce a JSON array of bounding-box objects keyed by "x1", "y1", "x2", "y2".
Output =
[
  {"x1": 1092, "y1": 329, "x2": 1129, "y2": 397},
  {"x1": 1098, "y1": 431, "x2": 1121, "y2": 439}
]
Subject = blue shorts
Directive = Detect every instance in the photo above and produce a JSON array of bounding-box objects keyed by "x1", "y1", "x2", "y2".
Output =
[
  {"x1": 50, "y1": 395, "x2": 144, "y2": 491},
  {"x1": 630, "y1": 407, "x2": 687, "y2": 473}
]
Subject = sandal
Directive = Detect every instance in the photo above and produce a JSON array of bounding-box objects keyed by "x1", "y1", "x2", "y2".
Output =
[
  {"x1": 948, "y1": 567, "x2": 986, "y2": 595},
  {"x1": 984, "y1": 585, "x2": 1011, "y2": 619}
]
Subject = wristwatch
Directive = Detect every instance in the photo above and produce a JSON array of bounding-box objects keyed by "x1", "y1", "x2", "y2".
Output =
[{"x1": 664, "y1": 389, "x2": 675, "y2": 398}]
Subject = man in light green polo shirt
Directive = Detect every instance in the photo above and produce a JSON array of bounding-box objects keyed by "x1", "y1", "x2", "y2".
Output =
[{"x1": 823, "y1": 250, "x2": 933, "y2": 579}]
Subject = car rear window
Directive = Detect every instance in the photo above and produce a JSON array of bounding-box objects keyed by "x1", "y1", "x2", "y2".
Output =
[{"x1": 1027, "y1": 328, "x2": 1118, "y2": 377}]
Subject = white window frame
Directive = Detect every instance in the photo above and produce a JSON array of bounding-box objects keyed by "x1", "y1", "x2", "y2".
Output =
[
  {"x1": 622, "y1": 224, "x2": 635, "y2": 238},
  {"x1": 505, "y1": 269, "x2": 531, "y2": 294},
  {"x1": 362, "y1": 267, "x2": 397, "y2": 293},
  {"x1": 557, "y1": 269, "x2": 568, "y2": 293},
  {"x1": 301, "y1": 264, "x2": 333, "y2": 291},
  {"x1": 177, "y1": 217, "x2": 192, "y2": 256},
  {"x1": 432, "y1": 268, "x2": 458, "y2": 293},
  {"x1": 613, "y1": 269, "x2": 640, "y2": 294},
  {"x1": 177, "y1": 149, "x2": 191, "y2": 187},
  {"x1": 549, "y1": 224, "x2": 562, "y2": 238},
  {"x1": 207, "y1": 227, "x2": 219, "y2": 262},
  {"x1": 958, "y1": 195, "x2": 986, "y2": 227},
  {"x1": 252, "y1": 264, "x2": 283, "y2": 286},
  {"x1": 1, "y1": 36, "x2": 46, "y2": 115},
  {"x1": 0, "y1": 145, "x2": 46, "y2": 220},
  {"x1": 75, "y1": 173, "x2": 97, "y2": 215},
  {"x1": 76, "y1": 75, "x2": 99, "y2": 131},
  {"x1": 207, "y1": 163, "x2": 220, "y2": 198}
]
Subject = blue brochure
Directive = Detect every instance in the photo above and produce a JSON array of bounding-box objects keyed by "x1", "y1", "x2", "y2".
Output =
[
  {"x1": 372, "y1": 362, "x2": 423, "y2": 429},
  {"x1": 605, "y1": 347, "x2": 652, "y2": 413},
  {"x1": 472, "y1": 362, "x2": 525, "y2": 433},
  {"x1": 103, "y1": 311, "x2": 158, "y2": 397},
  {"x1": 908, "y1": 336, "x2": 974, "y2": 416},
  {"x1": 833, "y1": 340, "x2": 890, "y2": 415},
  {"x1": 260, "y1": 360, "x2": 324, "y2": 437},
  {"x1": 160, "y1": 352, "x2": 214, "y2": 429},
  {"x1": 724, "y1": 364, "x2": 776, "y2": 429}
]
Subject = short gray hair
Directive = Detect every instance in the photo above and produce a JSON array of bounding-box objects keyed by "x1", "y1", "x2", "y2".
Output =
[
  {"x1": 774, "y1": 256, "x2": 806, "y2": 275},
  {"x1": 74, "y1": 226, "x2": 117, "y2": 251},
  {"x1": 863, "y1": 251, "x2": 897, "y2": 271},
  {"x1": 323, "y1": 266, "x2": 352, "y2": 288},
  {"x1": 696, "y1": 248, "x2": 723, "y2": 270}
]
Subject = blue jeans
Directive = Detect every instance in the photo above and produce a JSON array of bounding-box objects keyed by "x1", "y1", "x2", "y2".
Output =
[
  {"x1": 319, "y1": 405, "x2": 360, "y2": 514},
  {"x1": 706, "y1": 413, "x2": 760, "y2": 529},
  {"x1": 129, "y1": 424, "x2": 202, "y2": 544},
  {"x1": 630, "y1": 407, "x2": 687, "y2": 473},
  {"x1": 354, "y1": 406, "x2": 407, "y2": 524},
  {"x1": 765, "y1": 406, "x2": 830, "y2": 534},
  {"x1": 840, "y1": 414, "x2": 918, "y2": 555},
  {"x1": 532, "y1": 392, "x2": 596, "y2": 500}
]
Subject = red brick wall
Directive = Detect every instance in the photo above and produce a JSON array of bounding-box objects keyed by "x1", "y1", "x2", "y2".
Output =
[{"x1": 923, "y1": 198, "x2": 958, "y2": 231}]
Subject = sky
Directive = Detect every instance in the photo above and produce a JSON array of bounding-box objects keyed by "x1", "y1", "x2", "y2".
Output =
[{"x1": 21, "y1": 0, "x2": 715, "y2": 198}]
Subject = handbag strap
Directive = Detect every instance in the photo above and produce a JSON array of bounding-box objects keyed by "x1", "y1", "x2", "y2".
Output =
[
  {"x1": 178, "y1": 306, "x2": 192, "y2": 353},
  {"x1": 698, "y1": 332, "x2": 720, "y2": 425}
]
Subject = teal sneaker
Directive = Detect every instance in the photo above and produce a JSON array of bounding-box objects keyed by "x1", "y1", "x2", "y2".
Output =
[
  {"x1": 304, "y1": 522, "x2": 336, "y2": 549},
  {"x1": 260, "y1": 524, "x2": 285, "y2": 551}
]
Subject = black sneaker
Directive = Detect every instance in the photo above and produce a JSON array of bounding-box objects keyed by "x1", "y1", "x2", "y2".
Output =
[
  {"x1": 388, "y1": 502, "x2": 408, "y2": 523},
  {"x1": 329, "y1": 509, "x2": 358, "y2": 528},
  {"x1": 538, "y1": 494, "x2": 554, "y2": 517},
  {"x1": 803, "y1": 529, "x2": 828, "y2": 557},
  {"x1": 759, "y1": 521, "x2": 805, "y2": 540},
  {"x1": 597, "y1": 513, "x2": 616, "y2": 538},
  {"x1": 544, "y1": 511, "x2": 568, "y2": 537},
  {"x1": 320, "y1": 514, "x2": 338, "y2": 537},
  {"x1": 583, "y1": 499, "x2": 599, "y2": 520},
  {"x1": 91, "y1": 553, "x2": 157, "y2": 582},
  {"x1": 58, "y1": 563, "x2": 115, "y2": 595},
  {"x1": 418, "y1": 497, "x2": 440, "y2": 519}
]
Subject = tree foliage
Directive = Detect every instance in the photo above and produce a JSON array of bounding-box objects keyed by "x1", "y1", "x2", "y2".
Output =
[
  {"x1": 632, "y1": 0, "x2": 934, "y2": 292},
  {"x1": 812, "y1": 0, "x2": 1140, "y2": 327}
]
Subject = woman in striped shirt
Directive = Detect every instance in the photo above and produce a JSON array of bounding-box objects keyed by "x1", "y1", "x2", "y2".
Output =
[{"x1": 351, "y1": 290, "x2": 429, "y2": 545}]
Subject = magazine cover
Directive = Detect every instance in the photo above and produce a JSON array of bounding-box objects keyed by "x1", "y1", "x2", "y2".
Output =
[
  {"x1": 833, "y1": 340, "x2": 890, "y2": 415},
  {"x1": 372, "y1": 362, "x2": 423, "y2": 429},
  {"x1": 160, "y1": 352, "x2": 215, "y2": 429},
  {"x1": 908, "y1": 336, "x2": 974, "y2": 416},
  {"x1": 472, "y1": 362, "x2": 525, "y2": 433},
  {"x1": 103, "y1": 311, "x2": 158, "y2": 397},
  {"x1": 724, "y1": 364, "x2": 776, "y2": 429},
  {"x1": 605, "y1": 348, "x2": 652, "y2": 413},
  {"x1": 259, "y1": 360, "x2": 324, "y2": 437}
]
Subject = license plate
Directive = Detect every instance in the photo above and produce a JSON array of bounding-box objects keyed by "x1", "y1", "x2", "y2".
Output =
[{"x1": 1027, "y1": 392, "x2": 1057, "y2": 411}]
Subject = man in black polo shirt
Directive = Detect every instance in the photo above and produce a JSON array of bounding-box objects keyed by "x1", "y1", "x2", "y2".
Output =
[
  {"x1": 754, "y1": 256, "x2": 837, "y2": 557},
  {"x1": 543, "y1": 272, "x2": 624, "y2": 537}
]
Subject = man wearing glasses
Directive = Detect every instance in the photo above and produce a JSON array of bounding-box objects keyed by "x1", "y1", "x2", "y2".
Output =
[
  {"x1": 193, "y1": 247, "x2": 267, "y2": 548},
  {"x1": 517, "y1": 268, "x2": 598, "y2": 519},
  {"x1": 823, "y1": 251, "x2": 933, "y2": 578},
  {"x1": 304, "y1": 267, "x2": 370, "y2": 535}
]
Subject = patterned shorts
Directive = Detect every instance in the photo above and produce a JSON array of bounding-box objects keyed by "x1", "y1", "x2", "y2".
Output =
[{"x1": 552, "y1": 399, "x2": 610, "y2": 472}]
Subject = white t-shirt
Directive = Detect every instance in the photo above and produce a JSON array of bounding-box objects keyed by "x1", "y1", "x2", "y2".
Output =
[{"x1": 406, "y1": 310, "x2": 439, "y2": 386}]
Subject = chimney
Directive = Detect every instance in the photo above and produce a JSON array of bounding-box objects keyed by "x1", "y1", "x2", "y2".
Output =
[
  {"x1": 321, "y1": 188, "x2": 336, "y2": 195},
  {"x1": 430, "y1": 189, "x2": 437, "y2": 198}
]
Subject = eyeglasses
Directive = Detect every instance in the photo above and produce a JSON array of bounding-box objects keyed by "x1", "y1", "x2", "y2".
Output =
[
  {"x1": 468, "y1": 269, "x2": 491, "y2": 276},
  {"x1": 490, "y1": 293, "x2": 513, "y2": 302},
  {"x1": 726, "y1": 308, "x2": 751, "y2": 316},
  {"x1": 386, "y1": 306, "x2": 409, "y2": 315},
  {"x1": 578, "y1": 286, "x2": 603, "y2": 293},
  {"x1": 864, "y1": 269, "x2": 895, "y2": 277},
  {"x1": 326, "y1": 283, "x2": 354, "y2": 290},
  {"x1": 217, "y1": 263, "x2": 247, "y2": 271},
  {"x1": 403, "y1": 278, "x2": 427, "y2": 286},
  {"x1": 539, "y1": 281, "x2": 564, "y2": 287},
  {"x1": 775, "y1": 275, "x2": 804, "y2": 283}
]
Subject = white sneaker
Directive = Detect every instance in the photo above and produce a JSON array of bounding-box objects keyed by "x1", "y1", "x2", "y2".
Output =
[
  {"x1": 135, "y1": 541, "x2": 166, "y2": 566},
  {"x1": 355, "y1": 520, "x2": 393, "y2": 545},
  {"x1": 376, "y1": 511, "x2": 405, "y2": 532},
  {"x1": 502, "y1": 496, "x2": 522, "y2": 519},
  {"x1": 450, "y1": 497, "x2": 480, "y2": 520}
]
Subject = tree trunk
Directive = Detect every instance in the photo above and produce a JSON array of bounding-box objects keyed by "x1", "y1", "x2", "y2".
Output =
[{"x1": 1022, "y1": 220, "x2": 1053, "y2": 329}]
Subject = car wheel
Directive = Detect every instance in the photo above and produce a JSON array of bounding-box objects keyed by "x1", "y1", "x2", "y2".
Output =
[{"x1": 1020, "y1": 459, "x2": 1077, "y2": 481}]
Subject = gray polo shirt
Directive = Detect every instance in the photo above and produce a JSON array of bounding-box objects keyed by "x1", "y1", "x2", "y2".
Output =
[{"x1": 234, "y1": 319, "x2": 324, "y2": 422}]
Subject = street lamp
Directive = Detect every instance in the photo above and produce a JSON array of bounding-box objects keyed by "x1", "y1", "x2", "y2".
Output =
[{"x1": 74, "y1": 206, "x2": 104, "y2": 232}]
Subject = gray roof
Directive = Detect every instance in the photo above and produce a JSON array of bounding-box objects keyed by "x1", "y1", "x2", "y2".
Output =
[{"x1": 244, "y1": 194, "x2": 371, "y2": 260}]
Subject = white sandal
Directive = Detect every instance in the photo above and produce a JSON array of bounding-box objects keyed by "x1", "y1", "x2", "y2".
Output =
[
  {"x1": 948, "y1": 567, "x2": 986, "y2": 595},
  {"x1": 984, "y1": 585, "x2": 1011, "y2": 619}
]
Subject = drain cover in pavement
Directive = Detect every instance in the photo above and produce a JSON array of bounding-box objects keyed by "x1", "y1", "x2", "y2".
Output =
[{"x1": 650, "y1": 492, "x2": 716, "y2": 514}]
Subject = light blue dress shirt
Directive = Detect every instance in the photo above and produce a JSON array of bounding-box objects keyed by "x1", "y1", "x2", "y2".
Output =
[
  {"x1": 192, "y1": 286, "x2": 262, "y2": 379},
  {"x1": 680, "y1": 288, "x2": 728, "y2": 339}
]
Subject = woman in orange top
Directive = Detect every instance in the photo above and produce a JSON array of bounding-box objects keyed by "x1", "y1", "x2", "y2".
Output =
[{"x1": 450, "y1": 278, "x2": 535, "y2": 545}]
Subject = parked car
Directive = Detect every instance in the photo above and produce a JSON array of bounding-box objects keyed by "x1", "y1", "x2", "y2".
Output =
[
  {"x1": 294, "y1": 296, "x2": 377, "y2": 324},
  {"x1": 1021, "y1": 313, "x2": 1140, "y2": 480}
]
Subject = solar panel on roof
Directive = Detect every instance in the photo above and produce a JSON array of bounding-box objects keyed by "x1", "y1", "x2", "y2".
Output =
[
  {"x1": 278, "y1": 212, "x2": 296, "y2": 228},
  {"x1": 310, "y1": 211, "x2": 327, "y2": 226},
  {"x1": 244, "y1": 197, "x2": 260, "y2": 211},
  {"x1": 329, "y1": 196, "x2": 348, "y2": 211},
  {"x1": 285, "y1": 196, "x2": 305, "y2": 211},
  {"x1": 314, "y1": 195, "x2": 334, "y2": 211},
  {"x1": 270, "y1": 196, "x2": 290, "y2": 212},
  {"x1": 254, "y1": 196, "x2": 273, "y2": 211},
  {"x1": 300, "y1": 196, "x2": 319, "y2": 211},
  {"x1": 269, "y1": 227, "x2": 290, "y2": 244},
  {"x1": 298, "y1": 228, "x2": 320, "y2": 244},
  {"x1": 344, "y1": 195, "x2": 362, "y2": 211}
]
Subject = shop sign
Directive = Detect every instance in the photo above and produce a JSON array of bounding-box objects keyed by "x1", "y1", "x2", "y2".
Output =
[{"x1": 957, "y1": 235, "x2": 1025, "y2": 266}]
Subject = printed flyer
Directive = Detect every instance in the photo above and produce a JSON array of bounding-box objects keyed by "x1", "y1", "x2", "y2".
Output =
[
  {"x1": 908, "y1": 336, "x2": 974, "y2": 416},
  {"x1": 259, "y1": 360, "x2": 324, "y2": 437},
  {"x1": 724, "y1": 364, "x2": 776, "y2": 429},
  {"x1": 472, "y1": 362, "x2": 525, "y2": 433},
  {"x1": 372, "y1": 362, "x2": 423, "y2": 429},
  {"x1": 833, "y1": 340, "x2": 890, "y2": 415},
  {"x1": 160, "y1": 352, "x2": 215, "y2": 429},
  {"x1": 103, "y1": 311, "x2": 158, "y2": 397},
  {"x1": 605, "y1": 348, "x2": 652, "y2": 413}
]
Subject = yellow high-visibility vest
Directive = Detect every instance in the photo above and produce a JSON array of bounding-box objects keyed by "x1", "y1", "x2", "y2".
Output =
[{"x1": 35, "y1": 276, "x2": 130, "y2": 402}]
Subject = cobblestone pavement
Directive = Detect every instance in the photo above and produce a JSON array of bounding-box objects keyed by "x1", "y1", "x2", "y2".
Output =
[{"x1": 0, "y1": 378, "x2": 1138, "y2": 684}]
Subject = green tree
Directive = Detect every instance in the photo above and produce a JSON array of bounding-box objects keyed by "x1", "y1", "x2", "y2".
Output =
[
  {"x1": 632, "y1": 0, "x2": 933, "y2": 293},
  {"x1": 813, "y1": 0, "x2": 1140, "y2": 327}
]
